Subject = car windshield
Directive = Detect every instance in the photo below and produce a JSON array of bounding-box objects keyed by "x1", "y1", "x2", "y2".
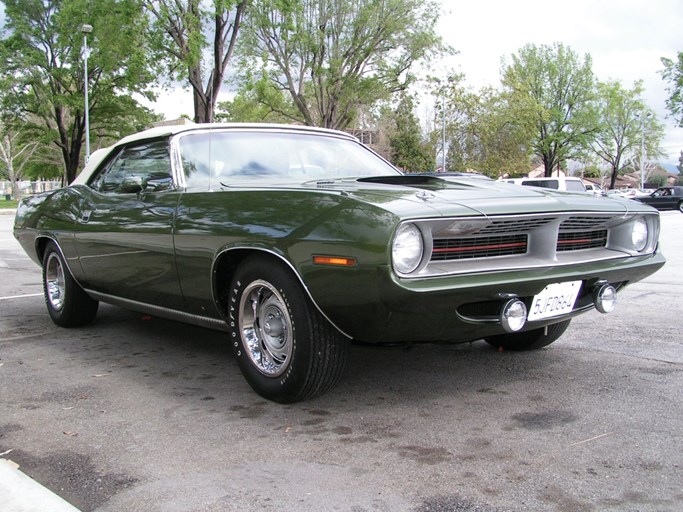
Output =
[{"x1": 178, "y1": 130, "x2": 400, "y2": 188}]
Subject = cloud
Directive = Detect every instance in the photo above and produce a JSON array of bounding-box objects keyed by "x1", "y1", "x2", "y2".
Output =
[{"x1": 437, "y1": 0, "x2": 683, "y2": 164}]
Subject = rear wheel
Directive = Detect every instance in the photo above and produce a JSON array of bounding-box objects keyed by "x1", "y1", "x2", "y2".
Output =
[
  {"x1": 228, "y1": 256, "x2": 350, "y2": 403},
  {"x1": 485, "y1": 319, "x2": 571, "y2": 351},
  {"x1": 677, "y1": 201, "x2": 682, "y2": 213},
  {"x1": 42, "y1": 241, "x2": 99, "y2": 327}
]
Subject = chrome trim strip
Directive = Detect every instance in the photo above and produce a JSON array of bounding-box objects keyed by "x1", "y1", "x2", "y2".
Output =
[
  {"x1": 210, "y1": 246, "x2": 353, "y2": 339},
  {"x1": 85, "y1": 290, "x2": 229, "y2": 332}
]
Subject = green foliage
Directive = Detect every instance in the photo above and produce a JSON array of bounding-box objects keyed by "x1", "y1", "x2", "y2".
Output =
[
  {"x1": 432, "y1": 75, "x2": 532, "y2": 176},
  {"x1": 388, "y1": 95, "x2": 435, "y2": 172},
  {"x1": 581, "y1": 165, "x2": 602, "y2": 179},
  {"x1": 1, "y1": 116, "x2": 61, "y2": 199},
  {"x1": 647, "y1": 173, "x2": 667, "y2": 188},
  {"x1": 0, "y1": 0, "x2": 160, "y2": 183},
  {"x1": 216, "y1": 72, "x2": 299, "y2": 123},
  {"x1": 145, "y1": 0, "x2": 247, "y2": 123},
  {"x1": 661, "y1": 52, "x2": 683, "y2": 127},
  {"x1": 502, "y1": 43, "x2": 597, "y2": 176},
  {"x1": 239, "y1": 0, "x2": 446, "y2": 129},
  {"x1": 592, "y1": 80, "x2": 664, "y2": 189}
]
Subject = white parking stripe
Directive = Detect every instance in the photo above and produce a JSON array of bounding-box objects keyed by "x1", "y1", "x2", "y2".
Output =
[{"x1": 0, "y1": 293, "x2": 43, "y2": 301}]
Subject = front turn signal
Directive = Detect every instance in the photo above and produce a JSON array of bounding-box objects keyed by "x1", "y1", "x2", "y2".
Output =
[{"x1": 313, "y1": 255, "x2": 357, "y2": 267}]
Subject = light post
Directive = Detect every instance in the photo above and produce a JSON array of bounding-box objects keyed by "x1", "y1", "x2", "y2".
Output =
[
  {"x1": 638, "y1": 112, "x2": 651, "y2": 191},
  {"x1": 82, "y1": 24, "x2": 93, "y2": 163},
  {"x1": 441, "y1": 93, "x2": 446, "y2": 172}
]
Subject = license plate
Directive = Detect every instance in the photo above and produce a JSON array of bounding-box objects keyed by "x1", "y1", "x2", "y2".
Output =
[{"x1": 527, "y1": 281, "x2": 582, "y2": 321}]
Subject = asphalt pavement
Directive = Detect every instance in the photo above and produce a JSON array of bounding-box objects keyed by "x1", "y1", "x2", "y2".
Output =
[{"x1": 1, "y1": 209, "x2": 682, "y2": 512}]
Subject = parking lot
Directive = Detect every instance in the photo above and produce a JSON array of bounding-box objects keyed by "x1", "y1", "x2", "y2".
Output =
[{"x1": 1, "y1": 210, "x2": 682, "y2": 512}]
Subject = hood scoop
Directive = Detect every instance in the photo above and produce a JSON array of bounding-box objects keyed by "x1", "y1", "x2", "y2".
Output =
[{"x1": 357, "y1": 175, "x2": 449, "y2": 190}]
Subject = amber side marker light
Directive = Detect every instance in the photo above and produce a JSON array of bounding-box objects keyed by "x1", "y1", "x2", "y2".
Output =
[{"x1": 313, "y1": 255, "x2": 357, "y2": 267}]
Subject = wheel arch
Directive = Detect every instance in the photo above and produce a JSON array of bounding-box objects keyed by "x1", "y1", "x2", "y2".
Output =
[
  {"x1": 35, "y1": 235, "x2": 86, "y2": 285},
  {"x1": 34, "y1": 235, "x2": 54, "y2": 264},
  {"x1": 211, "y1": 247, "x2": 353, "y2": 339}
]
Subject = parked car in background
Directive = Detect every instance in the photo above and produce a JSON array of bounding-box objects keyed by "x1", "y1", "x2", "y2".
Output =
[
  {"x1": 584, "y1": 183, "x2": 606, "y2": 196},
  {"x1": 500, "y1": 176, "x2": 588, "y2": 193},
  {"x1": 633, "y1": 186, "x2": 683, "y2": 213},
  {"x1": 13, "y1": 124, "x2": 667, "y2": 402}
]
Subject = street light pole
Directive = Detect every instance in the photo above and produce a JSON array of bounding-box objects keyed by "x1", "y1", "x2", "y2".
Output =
[
  {"x1": 441, "y1": 93, "x2": 446, "y2": 172},
  {"x1": 82, "y1": 24, "x2": 93, "y2": 163},
  {"x1": 639, "y1": 112, "x2": 651, "y2": 191}
]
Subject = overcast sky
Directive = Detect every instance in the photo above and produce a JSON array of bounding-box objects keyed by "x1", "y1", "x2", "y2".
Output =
[
  {"x1": 140, "y1": 0, "x2": 683, "y2": 167},
  {"x1": 435, "y1": 0, "x2": 683, "y2": 167},
  {"x1": 1, "y1": 0, "x2": 681, "y2": 166}
]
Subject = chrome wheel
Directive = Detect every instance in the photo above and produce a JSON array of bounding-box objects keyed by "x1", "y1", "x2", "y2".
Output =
[
  {"x1": 238, "y1": 279, "x2": 293, "y2": 377},
  {"x1": 45, "y1": 252, "x2": 66, "y2": 311}
]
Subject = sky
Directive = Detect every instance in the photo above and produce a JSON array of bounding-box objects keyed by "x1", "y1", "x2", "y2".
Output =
[
  {"x1": 1, "y1": 0, "x2": 681, "y2": 167},
  {"x1": 433, "y1": 0, "x2": 683, "y2": 168},
  {"x1": 149, "y1": 0, "x2": 683, "y2": 167}
]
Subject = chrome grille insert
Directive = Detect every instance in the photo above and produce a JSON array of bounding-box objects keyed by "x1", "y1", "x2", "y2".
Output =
[{"x1": 432, "y1": 235, "x2": 527, "y2": 261}]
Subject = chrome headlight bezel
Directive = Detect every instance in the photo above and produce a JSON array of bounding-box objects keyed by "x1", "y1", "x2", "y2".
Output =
[
  {"x1": 607, "y1": 213, "x2": 659, "y2": 255},
  {"x1": 631, "y1": 217, "x2": 649, "y2": 252},
  {"x1": 392, "y1": 223, "x2": 425, "y2": 275}
]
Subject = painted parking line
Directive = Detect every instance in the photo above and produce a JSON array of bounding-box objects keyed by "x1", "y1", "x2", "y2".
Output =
[{"x1": 0, "y1": 293, "x2": 43, "y2": 301}]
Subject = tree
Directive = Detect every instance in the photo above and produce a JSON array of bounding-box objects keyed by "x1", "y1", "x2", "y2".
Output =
[
  {"x1": 216, "y1": 74, "x2": 298, "y2": 123},
  {"x1": 661, "y1": 52, "x2": 683, "y2": 127},
  {"x1": 0, "y1": 0, "x2": 159, "y2": 184},
  {"x1": 502, "y1": 43, "x2": 597, "y2": 176},
  {"x1": 239, "y1": 0, "x2": 444, "y2": 130},
  {"x1": 591, "y1": 80, "x2": 664, "y2": 189},
  {"x1": 388, "y1": 94, "x2": 434, "y2": 172},
  {"x1": 0, "y1": 120, "x2": 40, "y2": 199},
  {"x1": 144, "y1": 0, "x2": 247, "y2": 123},
  {"x1": 431, "y1": 75, "x2": 532, "y2": 176}
]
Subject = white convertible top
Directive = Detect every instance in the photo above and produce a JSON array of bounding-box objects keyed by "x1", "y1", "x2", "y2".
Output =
[{"x1": 71, "y1": 123, "x2": 356, "y2": 186}]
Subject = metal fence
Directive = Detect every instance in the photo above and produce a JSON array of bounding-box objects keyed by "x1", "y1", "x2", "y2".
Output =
[{"x1": 1, "y1": 180, "x2": 62, "y2": 199}]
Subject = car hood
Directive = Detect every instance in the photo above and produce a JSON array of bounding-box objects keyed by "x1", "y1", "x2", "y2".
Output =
[{"x1": 296, "y1": 175, "x2": 643, "y2": 218}]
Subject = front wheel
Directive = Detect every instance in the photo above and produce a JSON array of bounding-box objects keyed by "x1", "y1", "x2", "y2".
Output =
[
  {"x1": 228, "y1": 256, "x2": 350, "y2": 403},
  {"x1": 484, "y1": 319, "x2": 571, "y2": 351},
  {"x1": 42, "y1": 241, "x2": 99, "y2": 327},
  {"x1": 677, "y1": 201, "x2": 683, "y2": 213}
]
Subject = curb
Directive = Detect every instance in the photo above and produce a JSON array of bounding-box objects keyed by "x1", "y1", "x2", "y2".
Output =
[{"x1": 0, "y1": 459, "x2": 82, "y2": 512}]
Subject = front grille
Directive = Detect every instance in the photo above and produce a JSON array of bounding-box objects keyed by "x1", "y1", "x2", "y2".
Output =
[
  {"x1": 410, "y1": 211, "x2": 655, "y2": 278},
  {"x1": 557, "y1": 230, "x2": 608, "y2": 251},
  {"x1": 477, "y1": 217, "x2": 554, "y2": 234},
  {"x1": 431, "y1": 234, "x2": 527, "y2": 261},
  {"x1": 559, "y1": 216, "x2": 610, "y2": 230}
]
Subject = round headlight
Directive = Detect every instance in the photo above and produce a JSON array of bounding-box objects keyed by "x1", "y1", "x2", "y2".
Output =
[
  {"x1": 631, "y1": 218, "x2": 648, "y2": 252},
  {"x1": 392, "y1": 223, "x2": 424, "y2": 274}
]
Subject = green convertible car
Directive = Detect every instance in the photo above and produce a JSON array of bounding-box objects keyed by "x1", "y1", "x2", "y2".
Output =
[{"x1": 14, "y1": 124, "x2": 666, "y2": 402}]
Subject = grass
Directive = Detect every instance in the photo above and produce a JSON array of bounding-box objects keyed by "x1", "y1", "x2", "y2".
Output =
[{"x1": 0, "y1": 198, "x2": 19, "y2": 209}]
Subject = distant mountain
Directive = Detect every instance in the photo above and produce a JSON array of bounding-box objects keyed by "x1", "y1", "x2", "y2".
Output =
[{"x1": 661, "y1": 162, "x2": 680, "y2": 175}]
